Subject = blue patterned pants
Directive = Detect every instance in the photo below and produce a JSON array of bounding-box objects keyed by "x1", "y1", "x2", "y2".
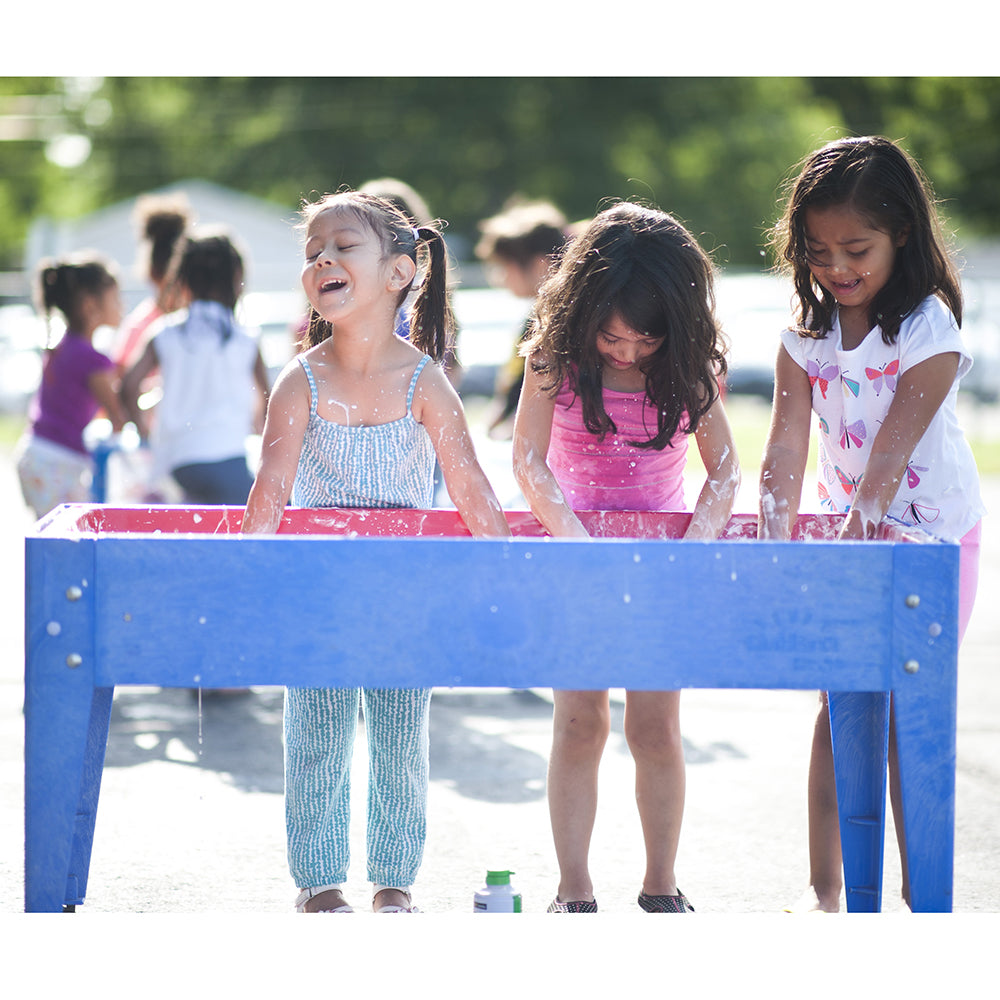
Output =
[{"x1": 283, "y1": 687, "x2": 431, "y2": 889}]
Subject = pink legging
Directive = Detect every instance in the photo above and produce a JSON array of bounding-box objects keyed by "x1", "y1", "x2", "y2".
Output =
[{"x1": 958, "y1": 521, "x2": 982, "y2": 646}]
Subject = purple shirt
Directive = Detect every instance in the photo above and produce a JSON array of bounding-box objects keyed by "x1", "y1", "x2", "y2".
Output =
[
  {"x1": 548, "y1": 379, "x2": 689, "y2": 511},
  {"x1": 30, "y1": 334, "x2": 114, "y2": 455}
]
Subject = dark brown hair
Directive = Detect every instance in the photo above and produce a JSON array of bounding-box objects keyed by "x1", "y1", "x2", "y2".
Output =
[
  {"x1": 174, "y1": 228, "x2": 245, "y2": 311},
  {"x1": 772, "y1": 135, "x2": 962, "y2": 344},
  {"x1": 133, "y1": 192, "x2": 191, "y2": 283},
  {"x1": 297, "y1": 190, "x2": 455, "y2": 363},
  {"x1": 522, "y1": 201, "x2": 726, "y2": 449},
  {"x1": 35, "y1": 251, "x2": 117, "y2": 342}
]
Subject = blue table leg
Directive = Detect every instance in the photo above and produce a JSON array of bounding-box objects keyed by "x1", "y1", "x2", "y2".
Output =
[
  {"x1": 24, "y1": 533, "x2": 111, "y2": 912},
  {"x1": 889, "y1": 542, "x2": 958, "y2": 912},
  {"x1": 893, "y1": 686, "x2": 955, "y2": 912},
  {"x1": 829, "y1": 691, "x2": 890, "y2": 912},
  {"x1": 25, "y1": 686, "x2": 113, "y2": 911}
]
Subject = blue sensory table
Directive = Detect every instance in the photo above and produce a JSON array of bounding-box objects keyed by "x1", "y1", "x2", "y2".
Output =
[{"x1": 24, "y1": 505, "x2": 959, "y2": 912}]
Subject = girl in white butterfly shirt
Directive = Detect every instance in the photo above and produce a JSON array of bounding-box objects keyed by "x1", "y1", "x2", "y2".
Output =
[{"x1": 758, "y1": 136, "x2": 985, "y2": 912}]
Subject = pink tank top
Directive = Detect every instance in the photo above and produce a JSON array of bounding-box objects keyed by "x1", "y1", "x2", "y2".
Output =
[{"x1": 547, "y1": 379, "x2": 689, "y2": 511}]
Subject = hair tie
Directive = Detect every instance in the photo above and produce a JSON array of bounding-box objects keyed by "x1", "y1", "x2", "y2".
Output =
[{"x1": 412, "y1": 227, "x2": 421, "y2": 243}]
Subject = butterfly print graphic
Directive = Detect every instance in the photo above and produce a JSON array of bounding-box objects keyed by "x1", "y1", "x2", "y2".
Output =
[
  {"x1": 841, "y1": 370, "x2": 861, "y2": 397},
  {"x1": 818, "y1": 416, "x2": 830, "y2": 436},
  {"x1": 835, "y1": 465, "x2": 861, "y2": 496},
  {"x1": 839, "y1": 416, "x2": 867, "y2": 450},
  {"x1": 865, "y1": 359, "x2": 900, "y2": 396},
  {"x1": 818, "y1": 481, "x2": 834, "y2": 509},
  {"x1": 807, "y1": 360, "x2": 839, "y2": 399},
  {"x1": 906, "y1": 463, "x2": 928, "y2": 489},
  {"x1": 902, "y1": 500, "x2": 940, "y2": 524}
]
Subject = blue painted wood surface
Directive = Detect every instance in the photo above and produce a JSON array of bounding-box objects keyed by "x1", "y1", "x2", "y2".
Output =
[{"x1": 24, "y1": 505, "x2": 959, "y2": 912}]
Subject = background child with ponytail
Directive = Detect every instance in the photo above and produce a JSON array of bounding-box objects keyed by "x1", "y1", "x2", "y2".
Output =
[
  {"x1": 15, "y1": 252, "x2": 127, "y2": 518},
  {"x1": 113, "y1": 191, "x2": 191, "y2": 373},
  {"x1": 243, "y1": 191, "x2": 510, "y2": 914}
]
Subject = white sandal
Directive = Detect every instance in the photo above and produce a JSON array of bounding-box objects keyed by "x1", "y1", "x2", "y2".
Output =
[
  {"x1": 295, "y1": 884, "x2": 354, "y2": 913},
  {"x1": 373, "y1": 885, "x2": 419, "y2": 913}
]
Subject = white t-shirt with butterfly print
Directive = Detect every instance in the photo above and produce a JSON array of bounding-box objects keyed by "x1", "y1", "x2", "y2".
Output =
[{"x1": 780, "y1": 294, "x2": 986, "y2": 542}]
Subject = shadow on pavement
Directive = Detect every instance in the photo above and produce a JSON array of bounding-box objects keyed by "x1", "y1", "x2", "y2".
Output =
[
  {"x1": 102, "y1": 686, "x2": 754, "y2": 811},
  {"x1": 429, "y1": 688, "x2": 550, "y2": 804},
  {"x1": 103, "y1": 686, "x2": 558, "y2": 805},
  {"x1": 103, "y1": 687, "x2": 286, "y2": 794}
]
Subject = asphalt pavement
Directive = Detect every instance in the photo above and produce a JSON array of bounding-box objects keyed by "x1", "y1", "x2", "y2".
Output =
[{"x1": 2, "y1": 397, "x2": 997, "y2": 991}]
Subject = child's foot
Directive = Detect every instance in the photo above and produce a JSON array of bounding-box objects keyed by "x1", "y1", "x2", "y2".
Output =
[
  {"x1": 782, "y1": 886, "x2": 841, "y2": 913},
  {"x1": 373, "y1": 888, "x2": 419, "y2": 913},
  {"x1": 294, "y1": 886, "x2": 354, "y2": 913},
  {"x1": 638, "y1": 890, "x2": 694, "y2": 913},
  {"x1": 547, "y1": 896, "x2": 598, "y2": 913}
]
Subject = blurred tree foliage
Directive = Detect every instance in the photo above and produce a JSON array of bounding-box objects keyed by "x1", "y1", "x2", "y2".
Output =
[{"x1": 2, "y1": 76, "x2": 998, "y2": 271}]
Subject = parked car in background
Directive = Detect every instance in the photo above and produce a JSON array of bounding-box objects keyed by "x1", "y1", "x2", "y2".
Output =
[
  {"x1": 142, "y1": 271, "x2": 1000, "y2": 409},
  {"x1": 960, "y1": 277, "x2": 1000, "y2": 404},
  {"x1": 237, "y1": 290, "x2": 307, "y2": 387},
  {"x1": 0, "y1": 304, "x2": 45, "y2": 414},
  {"x1": 714, "y1": 271, "x2": 1000, "y2": 404},
  {"x1": 449, "y1": 287, "x2": 533, "y2": 397},
  {"x1": 715, "y1": 272, "x2": 794, "y2": 399}
]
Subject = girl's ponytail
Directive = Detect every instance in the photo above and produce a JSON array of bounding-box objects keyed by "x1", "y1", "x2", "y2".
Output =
[
  {"x1": 38, "y1": 263, "x2": 69, "y2": 347},
  {"x1": 34, "y1": 252, "x2": 116, "y2": 345},
  {"x1": 407, "y1": 224, "x2": 456, "y2": 364}
]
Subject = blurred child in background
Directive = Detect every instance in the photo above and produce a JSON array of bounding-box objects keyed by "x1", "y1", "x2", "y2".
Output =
[
  {"x1": 15, "y1": 252, "x2": 128, "y2": 518},
  {"x1": 121, "y1": 228, "x2": 269, "y2": 505},
  {"x1": 476, "y1": 199, "x2": 569, "y2": 438}
]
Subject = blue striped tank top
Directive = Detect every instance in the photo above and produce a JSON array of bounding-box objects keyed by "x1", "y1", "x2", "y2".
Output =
[{"x1": 291, "y1": 354, "x2": 435, "y2": 509}]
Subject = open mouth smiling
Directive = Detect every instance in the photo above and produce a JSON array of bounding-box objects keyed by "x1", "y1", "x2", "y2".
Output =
[{"x1": 320, "y1": 277, "x2": 347, "y2": 293}]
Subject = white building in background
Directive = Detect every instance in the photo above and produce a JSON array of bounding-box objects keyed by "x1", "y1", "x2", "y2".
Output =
[{"x1": 25, "y1": 178, "x2": 306, "y2": 310}]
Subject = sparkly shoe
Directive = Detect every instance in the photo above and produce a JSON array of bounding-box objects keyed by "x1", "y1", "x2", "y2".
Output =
[
  {"x1": 374, "y1": 887, "x2": 420, "y2": 913},
  {"x1": 547, "y1": 896, "x2": 598, "y2": 913},
  {"x1": 294, "y1": 885, "x2": 354, "y2": 913},
  {"x1": 638, "y1": 890, "x2": 694, "y2": 913}
]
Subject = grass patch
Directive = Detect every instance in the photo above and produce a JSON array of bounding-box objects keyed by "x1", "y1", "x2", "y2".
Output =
[
  {"x1": 0, "y1": 413, "x2": 25, "y2": 450},
  {"x1": 965, "y1": 434, "x2": 1000, "y2": 476},
  {"x1": 687, "y1": 393, "x2": 1000, "y2": 479},
  {"x1": 685, "y1": 394, "x2": 815, "y2": 481}
]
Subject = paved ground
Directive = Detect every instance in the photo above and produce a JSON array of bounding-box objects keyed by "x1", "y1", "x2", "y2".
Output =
[{"x1": 2, "y1": 397, "x2": 997, "y2": 988}]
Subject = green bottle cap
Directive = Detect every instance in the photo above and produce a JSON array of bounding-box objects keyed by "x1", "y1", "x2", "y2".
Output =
[{"x1": 485, "y1": 870, "x2": 513, "y2": 885}]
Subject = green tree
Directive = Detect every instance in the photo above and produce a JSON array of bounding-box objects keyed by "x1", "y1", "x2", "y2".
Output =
[{"x1": 3, "y1": 77, "x2": 999, "y2": 276}]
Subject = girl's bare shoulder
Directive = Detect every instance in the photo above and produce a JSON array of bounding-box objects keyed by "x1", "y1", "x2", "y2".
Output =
[
  {"x1": 410, "y1": 355, "x2": 461, "y2": 420},
  {"x1": 268, "y1": 353, "x2": 311, "y2": 406}
]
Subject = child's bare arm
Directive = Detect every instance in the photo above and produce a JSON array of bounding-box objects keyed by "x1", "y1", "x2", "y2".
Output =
[
  {"x1": 415, "y1": 365, "x2": 511, "y2": 538},
  {"x1": 119, "y1": 341, "x2": 159, "y2": 439},
  {"x1": 88, "y1": 367, "x2": 128, "y2": 432},
  {"x1": 758, "y1": 345, "x2": 813, "y2": 540},
  {"x1": 512, "y1": 363, "x2": 589, "y2": 539},
  {"x1": 242, "y1": 363, "x2": 309, "y2": 535},
  {"x1": 839, "y1": 351, "x2": 959, "y2": 540},
  {"x1": 686, "y1": 387, "x2": 741, "y2": 540}
]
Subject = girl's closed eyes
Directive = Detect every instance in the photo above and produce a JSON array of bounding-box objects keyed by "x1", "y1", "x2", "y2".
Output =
[{"x1": 305, "y1": 243, "x2": 360, "y2": 262}]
